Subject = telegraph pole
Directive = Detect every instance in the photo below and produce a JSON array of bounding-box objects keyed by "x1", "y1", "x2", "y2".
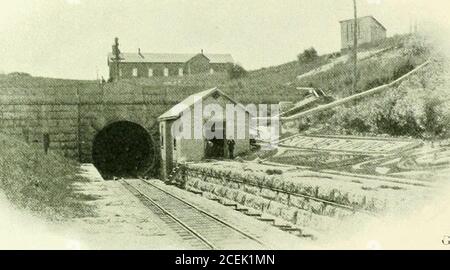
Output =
[{"x1": 352, "y1": 0, "x2": 358, "y2": 95}]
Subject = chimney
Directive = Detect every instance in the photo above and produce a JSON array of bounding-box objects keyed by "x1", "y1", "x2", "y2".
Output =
[
  {"x1": 138, "y1": 48, "x2": 144, "y2": 58},
  {"x1": 112, "y1": 37, "x2": 120, "y2": 60},
  {"x1": 201, "y1": 49, "x2": 204, "y2": 54}
]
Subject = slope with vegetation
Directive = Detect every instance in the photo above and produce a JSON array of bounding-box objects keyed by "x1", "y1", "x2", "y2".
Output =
[
  {"x1": 296, "y1": 35, "x2": 430, "y2": 98},
  {"x1": 125, "y1": 34, "x2": 420, "y2": 104},
  {"x1": 0, "y1": 134, "x2": 94, "y2": 219},
  {"x1": 304, "y1": 58, "x2": 450, "y2": 140}
]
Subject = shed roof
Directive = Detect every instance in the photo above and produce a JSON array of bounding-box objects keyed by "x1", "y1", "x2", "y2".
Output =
[
  {"x1": 158, "y1": 87, "x2": 248, "y2": 121},
  {"x1": 108, "y1": 52, "x2": 234, "y2": 64},
  {"x1": 339, "y1": 15, "x2": 387, "y2": 31}
]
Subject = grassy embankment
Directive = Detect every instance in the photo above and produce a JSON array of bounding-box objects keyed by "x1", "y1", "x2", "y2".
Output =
[
  {"x1": 127, "y1": 34, "x2": 412, "y2": 104},
  {"x1": 272, "y1": 34, "x2": 450, "y2": 140},
  {"x1": 300, "y1": 37, "x2": 450, "y2": 139},
  {"x1": 0, "y1": 133, "x2": 95, "y2": 219}
]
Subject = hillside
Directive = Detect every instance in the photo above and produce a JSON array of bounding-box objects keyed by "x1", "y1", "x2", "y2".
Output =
[
  {"x1": 124, "y1": 34, "x2": 423, "y2": 105},
  {"x1": 0, "y1": 34, "x2": 419, "y2": 104},
  {"x1": 0, "y1": 133, "x2": 94, "y2": 219},
  {"x1": 0, "y1": 33, "x2": 438, "y2": 141},
  {"x1": 302, "y1": 58, "x2": 450, "y2": 140}
]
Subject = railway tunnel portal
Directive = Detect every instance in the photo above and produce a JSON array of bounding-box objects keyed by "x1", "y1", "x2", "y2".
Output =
[
  {"x1": 92, "y1": 121, "x2": 155, "y2": 179},
  {"x1": 0, "y1": 81, "x2": 201, "y2": 179}
]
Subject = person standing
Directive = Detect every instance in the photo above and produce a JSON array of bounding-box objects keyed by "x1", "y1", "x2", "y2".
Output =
[
  {"x1": 43, "y1": 133, "x2": 50, "y2": 154},
  {"x1": 227, "y1": 139, "x2": 236, "y2": 159}
]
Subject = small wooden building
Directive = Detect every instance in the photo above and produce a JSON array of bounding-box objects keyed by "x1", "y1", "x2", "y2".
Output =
[
  {"x1": 158, "y1": 87, "x2": 251, "y2": 180},
  {"x1": 340, "y1": 16, "x2": 387, "y2": 50}
]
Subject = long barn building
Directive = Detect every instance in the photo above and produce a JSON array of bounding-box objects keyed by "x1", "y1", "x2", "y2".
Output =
[{"x1": 108, "y1": 45, "x2": 234, "y2": 80}]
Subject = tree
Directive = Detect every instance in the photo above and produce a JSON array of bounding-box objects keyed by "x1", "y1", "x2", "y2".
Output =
[
  {"x1": 228, "y1": 64, "x2": 248, "y2": 79},
  {"x1": 297, "y1": 47, "x2": 318, "y2": 63}
]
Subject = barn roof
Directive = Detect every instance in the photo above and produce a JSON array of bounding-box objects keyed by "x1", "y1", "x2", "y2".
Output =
[
  {"x1": 339, "y1": 15, "x2": 387, "y2": 31},
  {"x1": 158, "y1": 87, "x2": 248, "y2": 121},
  {"x1": 108, "y1": 52, "x2": 234, "y2": 64}
]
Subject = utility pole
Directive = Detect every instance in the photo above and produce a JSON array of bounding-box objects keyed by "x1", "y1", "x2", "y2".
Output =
[{"x1": 352, "y1": 0, "x2": 358, "y2": 95}]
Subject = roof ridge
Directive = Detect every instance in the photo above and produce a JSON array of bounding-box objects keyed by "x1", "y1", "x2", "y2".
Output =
[
  {"x1": 107, "y1": 52, "x2": 234, "y2": 64},
  {"x1": 339, "y1": 15, "x2": 386, "y2": 31}
]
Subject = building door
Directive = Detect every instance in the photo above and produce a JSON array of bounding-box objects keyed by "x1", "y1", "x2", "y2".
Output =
[{"x1": 205, "y1": 121, "x2": 226, "y2": 159}]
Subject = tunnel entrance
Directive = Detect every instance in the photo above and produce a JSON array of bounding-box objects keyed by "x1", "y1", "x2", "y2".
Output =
[{"x1": 92, "y1": 121, "x2": 154, "y2": 180}]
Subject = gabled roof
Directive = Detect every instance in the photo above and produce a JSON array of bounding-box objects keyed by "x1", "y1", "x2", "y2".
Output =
[
  {"x1": 205, "y1": 54, "x2": 235, "y2": 64},
  {"x1": 339, "y1": 15, "x2": 387, "y2": 31},
  {"x1": 158, "y1": 87, "x2": 248, "y2": 121},
  {"x1": 108, "y1": 52, "x2": 234, "y2": 64}
]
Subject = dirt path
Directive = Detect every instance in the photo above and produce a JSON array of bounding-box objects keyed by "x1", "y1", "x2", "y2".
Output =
[
  {"x1": 61, "y1": 180, "x2": 196, "y2": 249},
  {"x1": 59, "y1": 164, "x2": 306, "y2": 249}
]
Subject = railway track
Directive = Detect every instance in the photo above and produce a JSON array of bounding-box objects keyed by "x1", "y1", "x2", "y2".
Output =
[{"x1": 121, "y1": 179, "x2": 266, "y2": 250}]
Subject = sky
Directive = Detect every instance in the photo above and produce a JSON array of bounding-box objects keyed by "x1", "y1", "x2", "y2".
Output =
[{"x1": 0, "y1": 0, "x2": 448, "y2": 80}]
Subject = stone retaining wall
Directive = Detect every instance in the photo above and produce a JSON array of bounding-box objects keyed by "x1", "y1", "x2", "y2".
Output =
[{"x1": 175, "y1": 165, "x2": 378, "y2": 232}]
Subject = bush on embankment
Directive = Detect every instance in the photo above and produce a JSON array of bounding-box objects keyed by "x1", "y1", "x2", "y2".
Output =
[
  {"x1": 299, "y1": 35, "x2": 450, "y2": 139},
  {"x1": 307, "y1": 61, "x2": 450, "y2": 139},
  {"x1": 0, "y1": 134, "x2": 94, "y2": 219}
]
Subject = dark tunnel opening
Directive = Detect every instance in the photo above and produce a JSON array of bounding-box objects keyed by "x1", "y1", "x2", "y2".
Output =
[{"x1": 92, "y1": 121, "x2": 154, "y2": 180}]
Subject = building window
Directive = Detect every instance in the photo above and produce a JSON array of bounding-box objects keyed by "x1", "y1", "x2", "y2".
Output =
[
  {"x1": 132, "y1": 68, "x2": 138, "y2": 77},
  {"x1": 178, "y1": 68, "x2": 183, "y2": 77},
  {"x1": 164, "y1": 67, "x2": 169, "y2": 77},
  {"x1": 210, "y1": 68, "x2": 214, "y2": 74},
  {"x1": 148, "y1": 68, "x2": 153, "y2": 77},
  {"x1": 212, "y1": 91, "x2": 220, "y2": 99},
  {"x1": 173, "y1": 138, "x2": 177, "y2": 150}
]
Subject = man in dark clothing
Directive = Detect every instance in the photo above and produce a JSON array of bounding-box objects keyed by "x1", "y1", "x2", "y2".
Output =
[
  {"x1": 43, "y1": 133, "x2": 50, "y2": 154},
  {"x1": 227, "y1": 139, "x2": 236, "y2": 159}
]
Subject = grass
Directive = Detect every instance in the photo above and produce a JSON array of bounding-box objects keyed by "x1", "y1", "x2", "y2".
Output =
[
  {"x1": 0, "y1": 133, "x2": 95, "y2": 220},
  {"x1": 297, "y1": 39, "x2": 429, "y2": 98}
]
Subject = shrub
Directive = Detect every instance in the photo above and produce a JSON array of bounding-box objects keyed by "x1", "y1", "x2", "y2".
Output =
[
  {"x1": 228, "y1": 64, "x2": 248, "y2": 79},
  {"x1": 363, "y1": 76, "x2": 391, "y2": 90},
  {"x1": 298, "y1": 47, "x2": 319, "y2": 63},
  {"x1": 402, "y1": 36, "x2": 429, "y2": 57},
  {"x1": 392, "y1": 60, "x2": 415, "y2": 80},
  {"x1": 421, "y1": 96, "x2": 449, "y2": 139},
  {"x1": 266, "y1": 169, "x2": 283, "y2": 175}
]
